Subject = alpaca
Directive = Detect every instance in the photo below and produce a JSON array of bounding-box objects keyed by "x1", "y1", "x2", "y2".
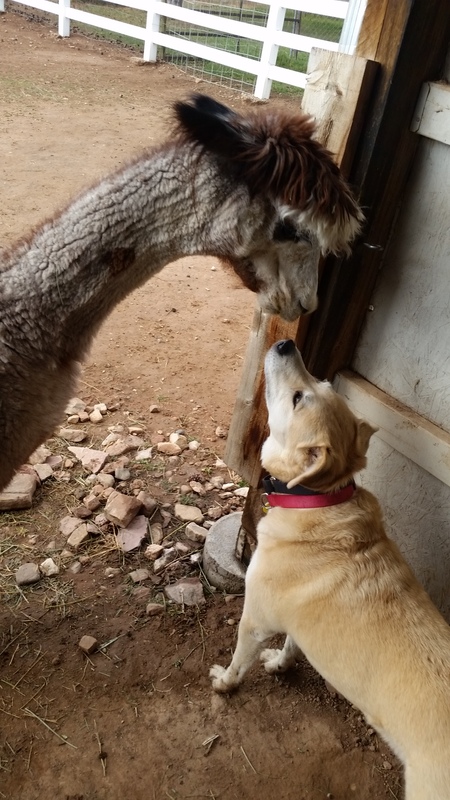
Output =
[{"x1": 0, "y1": 94, "x2": 363, "y2": 492}]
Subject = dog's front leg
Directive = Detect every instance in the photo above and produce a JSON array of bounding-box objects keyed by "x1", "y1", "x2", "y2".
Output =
[
  {"x1": 210, "y1": 617, "x2": 271, "y2": 693},
  {"x1": 260, "y1": 635, "x2": 302, "y2": 674}
]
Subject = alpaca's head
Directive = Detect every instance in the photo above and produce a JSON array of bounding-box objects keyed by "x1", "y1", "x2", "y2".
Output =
[{"x1": 174, "y1": 94, "x2": 364, "y2": 321}]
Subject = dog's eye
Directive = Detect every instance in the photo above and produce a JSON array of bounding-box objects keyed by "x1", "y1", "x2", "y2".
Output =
[{"x1": 293, "y1": 391, "x2": 303, "y2": 407}]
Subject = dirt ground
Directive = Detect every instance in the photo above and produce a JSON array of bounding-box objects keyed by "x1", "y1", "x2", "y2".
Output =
[{"x1": 0, "y1": 9, "x2": 402, "y2": 800}]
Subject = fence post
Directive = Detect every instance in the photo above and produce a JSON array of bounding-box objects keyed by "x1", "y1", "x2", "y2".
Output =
[
  {"x1": 58, "y1": 0, "x2": 71, "y2": 37},
  {"x1": 0, "y1": 0, "x2": 5, "y2": 14},
  {"x1": 254, "y1": 0, "x2": 286, "y2": 100},
  {"x1": 339, "y1": 0, "x2": 367, "y2": 54},
  {"x1": 144, "y1": 0, "x2": 160, "y2": 62}
]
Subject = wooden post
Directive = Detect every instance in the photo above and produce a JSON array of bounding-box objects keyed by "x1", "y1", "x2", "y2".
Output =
[
  {"x1": 300, "y1": 0, "x2": 450, "y2": 382},
  {"x1": 225, "y1": 49, "x2": 377, "y2": 562}
]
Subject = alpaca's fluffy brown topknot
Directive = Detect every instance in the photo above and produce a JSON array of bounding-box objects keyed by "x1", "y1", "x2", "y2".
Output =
[{"x1": 174, "y1": 94, "x2": 364, "y2": 254}]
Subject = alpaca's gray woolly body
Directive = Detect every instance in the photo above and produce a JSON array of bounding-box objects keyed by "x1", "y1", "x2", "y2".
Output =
[
  {"x1": 0, "y1": 144, "x2": 311, "y2": 490},
  {"x1": 0, "y1": 95, "x2": 363, "y2": 492}
]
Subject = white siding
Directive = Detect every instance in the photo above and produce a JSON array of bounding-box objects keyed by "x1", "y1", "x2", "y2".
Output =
[
  {"x1": 354, "y1": 137, "x2": 450, "y2": 431},
  {"x1": 345, "y1": 54, "x2": 450, "y2": 617},
  {"x1": 359, "y1": 436, "x2": 450, "y2": 616}
]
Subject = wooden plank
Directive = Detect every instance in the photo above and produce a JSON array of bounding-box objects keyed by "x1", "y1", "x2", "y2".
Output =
[
  {"x1": 225, "y1": 49, "x2": 376, "y2": 558},
  {"x1": 305, "y1": 48, "x2": 378, "y2": 174},
  {"x1": 411, "y1": 82, "x2": 450, "y2": 146},
  {"x1": 225, "y1": 49, "x2": 376, "y2": 485},
  {"x1": 335, "y1": 371, "x2": 450, "y2": 489},
  {"x1": 224, "y1": 309, "x2": 300, "y2": 485},
  {"x1": 301, "y1": 0, "x2": 450, "y2": 381},
  {"x1": 354, "y1": 0, "x2": 389, "y2": 61}
]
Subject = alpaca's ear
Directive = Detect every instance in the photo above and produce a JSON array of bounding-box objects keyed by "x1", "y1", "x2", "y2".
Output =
[
  {"x1": 174, "y1": 94, "x2": 364, "y2": 254},
  {"x1": 174, "y1": 94, "x2": 252, "y2": 159},
  {"x1": 286, "y1": 445, "x2": 330, "y2": 489}
]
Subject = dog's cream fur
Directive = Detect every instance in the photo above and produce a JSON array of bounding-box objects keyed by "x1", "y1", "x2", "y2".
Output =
[{"x1": 210, "y1": 340, "x2": 450, "y2": 800}]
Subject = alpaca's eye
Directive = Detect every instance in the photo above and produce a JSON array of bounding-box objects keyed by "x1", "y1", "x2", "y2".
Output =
[
  {"x1": 273, "y1": 221, "x2": 311, "y2": 245},
  {"x1": 293, "y1": 391, "x2": 303, "y2": 407}
]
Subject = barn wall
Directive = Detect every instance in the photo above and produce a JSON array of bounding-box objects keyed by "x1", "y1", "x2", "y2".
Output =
[
  {"x1": 353, "y1": 137, "x2": 450, "y2": 430},
  {"x1": 346, "y1": 46, "x2": 450, "y2": 616}
]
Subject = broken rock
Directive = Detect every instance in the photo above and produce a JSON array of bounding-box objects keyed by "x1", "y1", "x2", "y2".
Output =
[
  {"x1": 58, "y1": 427, "x2": 88, "y2": 443},
  {"x1": 115, "y1": 514, "x2": 148, "y2": 553},
  {"x1": 164, "y1": 577, "x2": 205, "y2": 606},
  {"x1": 105, "y1": 567, "x2": 121, "y2": 578},
  {"x1": 67, "y1": 524, "x2": 91, "y2": 549},
  {"x1": 78, "y1": 635, "x2": 98, "y2": 655},
  {"x1": 129, "y1": 568, "x2": 150, "y2": 584},
  {"x1": 154, "y1": 547, "x2": 177, "y2": 574},
  {"x1": 146, "y1": 602, "x2": 164, "y2": 616},
  {"x1": 185, "y1": 522, "x2": 208, "y2": 543},
  {"x1": 39, "y1": 558, "x2": 59, "y2": 577},
  {"x1": 105, "y1": 435, "x2": 144, "y2": 457},
  {"x1": 15, "y1": 563, "x2": 41, "y2": 586},
  {"x1": 189, "y1": 480, "x2": 206, "y2": 496},
  {"x1": 137, "y1": 491, "x2": 158, "y2": 517},
  {"x1": 28, "y1": 445, "x2": 53, "y2": 465},
  {"x1": 0, "y1": 471, "x2": 38, "y2": 510},
  {"x1": 83, "y1": 493, "x2": 102, "y2": 512},
  {"x1": 73, "y1": 505, "x2": 92, "y2": 519},
  {"x1": 104, "y1": 490, "x2": 141, "y2": 527},
  {"x1": 65, "y1": 397, "x2": 86, "y2": 415},
  {"x1": 33, "y1": 463, "x2": 54, "y2": 482},
  {"x1": 145, "y1": 544, "x2": 164, "y2": 560},
  {"x1": 150, "y1": 522, "x2": 164, "y2": 544},
  {"x1": 169, "y1": 433, "x2": 188, "y2": 450},
  {"x1": 135, "y1": 447, "x2": 153, "y2": 461},
  {"x1": 115, "y1": 467, "x2": 131, "y2": 481},
  {"x1": 131, "y1": 586, "x2": 151, "y2": 600},
  {"x1": 157, "y1": 442, "x2": 181, "y2": 456},
  {"x1": 68, "y1": 446, "x2": 107, "y2": 474},
  {"x1": 174, "y1": 503, "x2": 204, "y2": 523}
]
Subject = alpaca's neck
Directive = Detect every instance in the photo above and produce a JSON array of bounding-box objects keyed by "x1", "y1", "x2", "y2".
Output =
[{"x1": 1, "y1": 143, "x2": 250, "y2": 364}]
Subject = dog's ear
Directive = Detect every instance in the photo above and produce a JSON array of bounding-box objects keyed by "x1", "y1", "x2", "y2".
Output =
[
  {"x1": 286, "y1": 444, "x2": 330, "y2": 489},
  {"x1": 355, "y1": 420, "x2": 377, "y2": 457}
]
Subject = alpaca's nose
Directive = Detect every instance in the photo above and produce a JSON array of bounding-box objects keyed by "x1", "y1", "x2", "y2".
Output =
[{"x1": 276, "y1": 339, "x2": 295, "y2": 356}]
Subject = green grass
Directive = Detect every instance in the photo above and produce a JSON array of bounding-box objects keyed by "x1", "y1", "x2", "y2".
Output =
[{"x1": 71, "y1": 1, "x2": 344, "y2": 95}]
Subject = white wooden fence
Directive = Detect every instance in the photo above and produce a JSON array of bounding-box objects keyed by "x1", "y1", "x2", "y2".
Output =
[{"x1": 1, "y1": 0, "x2": 363, "y2": 98}]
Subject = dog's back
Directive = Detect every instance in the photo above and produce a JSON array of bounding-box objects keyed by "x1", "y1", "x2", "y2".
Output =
[{"x1": 255, "y1": 484, "x2": 450, "y2": 796}]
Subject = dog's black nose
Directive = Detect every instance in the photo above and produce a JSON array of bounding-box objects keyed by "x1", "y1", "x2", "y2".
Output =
[{"x1": 276, "y1": 339, "x2": 295, "y2": 356}]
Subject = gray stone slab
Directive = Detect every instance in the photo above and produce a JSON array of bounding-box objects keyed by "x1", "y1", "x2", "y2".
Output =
[{"x1": 202, "y1": 512, "x2": 246, "y2": 594}]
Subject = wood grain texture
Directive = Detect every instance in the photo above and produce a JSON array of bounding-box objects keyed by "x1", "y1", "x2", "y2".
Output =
[
  {"x1": 302, "y1": 0, "x2": 450, "y2": 381},
  {"x1": 225, "y1": 49, "x2": 375, "y2": 555},
  {"x1": 336, "y1": 371, "x2": 450, "y2": 489}
]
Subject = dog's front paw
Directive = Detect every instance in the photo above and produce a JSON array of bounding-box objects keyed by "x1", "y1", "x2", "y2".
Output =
[
  {"x1": 260, "y1": 648, "x2": 287, "y2": 674},
  {"x1": 210, "y1": 664, "x2": 234, "y2": 693}
]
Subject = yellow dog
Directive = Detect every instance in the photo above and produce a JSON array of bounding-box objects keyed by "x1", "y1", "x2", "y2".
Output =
[{"x1": 211, "y1": 339, "x2": 450, "y2": 800}]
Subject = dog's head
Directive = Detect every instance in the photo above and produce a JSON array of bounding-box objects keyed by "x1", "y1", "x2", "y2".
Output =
[{"x1": 262, "y1": 340, "x2": 377, "y2": 492}]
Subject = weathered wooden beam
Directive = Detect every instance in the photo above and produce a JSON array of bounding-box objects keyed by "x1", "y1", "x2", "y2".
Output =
[
  {"x1": 304, "y1": 47, "x2": 378, "y2": 175},
  {"x1": 411, "y1": 82, "x2": 450, "y2": 146},
  {"x1": 335, "y1": 371, "x2": 450, "y2": 489},
  {"x1": 226, "y1": 48, "x2": 377, "y2": 559},
  {"x1": 301, "y1": 0, "x2": 450, "y2": 382}
]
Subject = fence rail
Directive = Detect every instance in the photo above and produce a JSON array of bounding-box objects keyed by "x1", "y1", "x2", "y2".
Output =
[{"x1": 1, "y1": 0, "x2": 360, "y2": 98}]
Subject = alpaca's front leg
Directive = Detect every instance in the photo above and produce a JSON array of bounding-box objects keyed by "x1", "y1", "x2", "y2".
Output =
[
  {"x1": 261, "y1": 635, "x2": 302, "y2": 674},
  {"x1": 210, "y1": 617, "x2": 271, "y2": 693}
]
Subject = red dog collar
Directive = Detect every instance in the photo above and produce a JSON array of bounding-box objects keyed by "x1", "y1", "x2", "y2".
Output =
[{"x1": 262, "y1": 478, "x2": 355, "y2": 510}]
